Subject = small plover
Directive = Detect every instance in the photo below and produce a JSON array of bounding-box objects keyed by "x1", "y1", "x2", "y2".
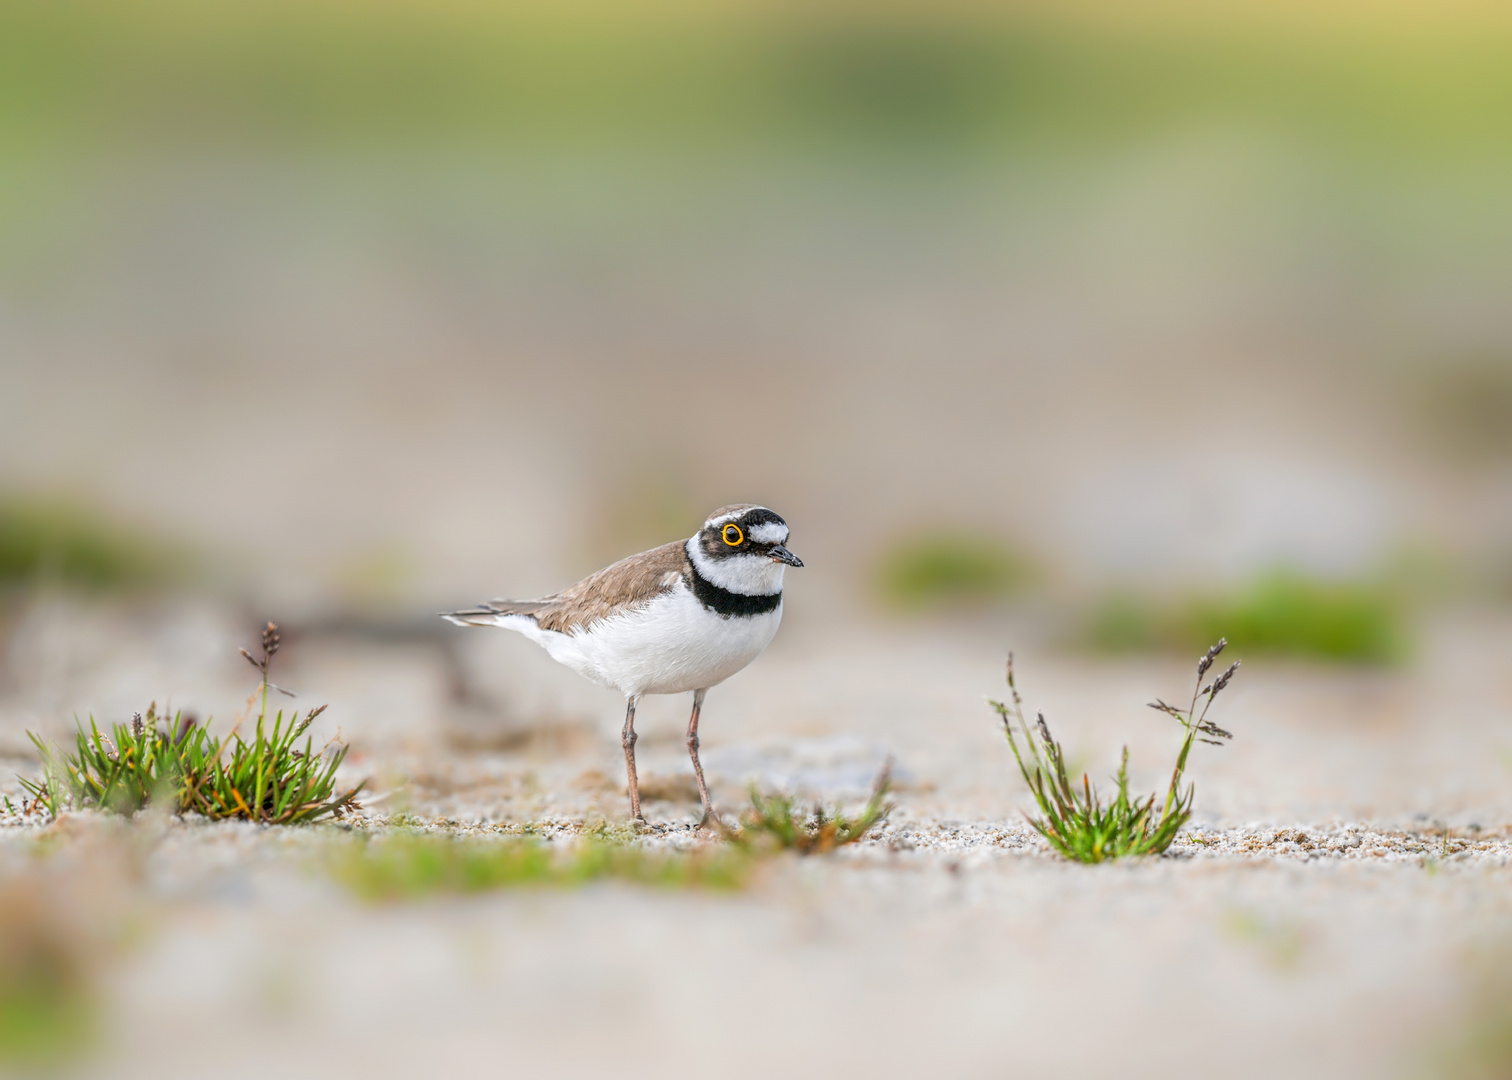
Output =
[{"x1": 442, "y1": 504, "x2": 802, "y2": 821}]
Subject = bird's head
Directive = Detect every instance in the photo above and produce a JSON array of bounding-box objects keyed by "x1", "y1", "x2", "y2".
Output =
[{"x1": 688, "y1": 504, "x2": 802, "y2": 595}]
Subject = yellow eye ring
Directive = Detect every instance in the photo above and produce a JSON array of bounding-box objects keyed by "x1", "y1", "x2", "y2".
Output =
[{"x1": 722, "y1": 523, "x2": 744, "y2": 546}]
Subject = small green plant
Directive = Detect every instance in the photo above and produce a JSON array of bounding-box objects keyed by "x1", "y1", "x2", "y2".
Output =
[
  {"x1": 991, "y1": 641, "x2": 1239, "y2": 863},
  {"x1": 877, "y1": 532, "x2": 1033, "y2": 610},
  {"x1": 328, "y1": 834, "x2": 753, "y2": 901},
  {"x1": 718, "y1": 764, "x2": 893, "y2": 854},
  {"x1": 21, "y1": 622, "x2": 364, "y2": 823}
]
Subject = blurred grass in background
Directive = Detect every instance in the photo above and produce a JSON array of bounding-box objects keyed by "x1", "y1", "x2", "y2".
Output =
[
  {"x1": 876, "y1": 532, "x2": 1035, "y2": 610},
  {"x1": 1089, "y1": 570, "x2": 1408, "y2": 664},
  {"x1": 2, "y1": 0, "x2": 1510, "y2": 635},
  {"x1": 0, "y1": 872, "x2": 97, "y2": 1070},
  {"x1": 0, "y1": 837, "x2": 145, "y2": 1072},
  {"x1": 1, "y1": 1, "x2": 1510, "y2": 167},
  {"x1": 328, "y1": 833, "x2": 753, "y2": 900},
  {"x1": 0, "y1": 497, "x2": 182, "y2": 595}
]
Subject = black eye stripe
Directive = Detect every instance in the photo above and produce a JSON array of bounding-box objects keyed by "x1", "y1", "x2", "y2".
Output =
[{"x1": 701, "y1": 509, "x2": 787, "y2": 558}]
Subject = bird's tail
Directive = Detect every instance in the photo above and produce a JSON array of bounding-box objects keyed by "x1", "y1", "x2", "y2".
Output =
[{"x1": 440, "y1": 599, "x2": 550, "y2": 629}]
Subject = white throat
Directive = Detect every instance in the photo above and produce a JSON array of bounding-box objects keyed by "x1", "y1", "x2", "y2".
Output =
[{"x1": 686, "y1": 538, "x2": 786, "y2": 596}]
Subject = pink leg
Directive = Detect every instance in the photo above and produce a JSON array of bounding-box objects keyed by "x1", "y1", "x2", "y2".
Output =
[
  {"x1": 621, "y1": 695, "x2": 644, "y2": 821},
  {"x1": 685, "y1": 688, "x2": 713, "y2": 818}
]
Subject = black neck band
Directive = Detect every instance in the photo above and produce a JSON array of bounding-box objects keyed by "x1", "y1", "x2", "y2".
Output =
[{"x1": 688, "y1": 561, "x2": 782, "y2": 618}]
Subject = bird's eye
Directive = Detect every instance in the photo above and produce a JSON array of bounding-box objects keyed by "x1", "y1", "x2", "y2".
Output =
[{"x1": 722, "y1": 523, "x2": 743, "y2": 546}]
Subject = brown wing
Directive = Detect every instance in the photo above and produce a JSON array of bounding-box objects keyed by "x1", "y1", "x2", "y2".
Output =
[{"x1": 490, "y1": 541, "x2": 689, "y2": 635}]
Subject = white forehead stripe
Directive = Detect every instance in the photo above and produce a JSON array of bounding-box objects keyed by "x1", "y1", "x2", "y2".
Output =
[
  {"x1": 706, "y1": 507, "x2": 759, "y2": 527},
  {"x1": 749, "y1": 522, "x2": 788, "y2": 544}
]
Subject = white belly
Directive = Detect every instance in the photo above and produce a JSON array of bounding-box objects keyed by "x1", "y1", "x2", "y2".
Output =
[{"x1": 506, "y1": 586, "x2": 783, "y2": 697}]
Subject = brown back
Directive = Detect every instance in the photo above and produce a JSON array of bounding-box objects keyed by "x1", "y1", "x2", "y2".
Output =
[{"x1": 498, "y1": 540, "x2": 690, "y2": 635}]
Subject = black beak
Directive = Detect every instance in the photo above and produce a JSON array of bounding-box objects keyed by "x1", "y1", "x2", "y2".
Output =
[{"x1": 769, "y1": 545, "x2": 804, "y2": 567}]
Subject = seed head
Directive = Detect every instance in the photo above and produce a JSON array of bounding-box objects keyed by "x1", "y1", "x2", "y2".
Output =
[
  {"x1": 1198, "y1": 720, "x2": 1234, "y2": 741},
  {"x1": 1197, "y1": 638, "x2": 1227, "y2": 679},
  {"x1": 1208, "y1": 661, "x2": 1240, "y2": 699},
  {"x1": 131, "y1": 713, "x2": 144, "y2": 739},
  {"x1": 241, "y1": 621, "x2": 283, "y2": 680},
  {"x1": 294, "y1": 704, "x2": 327, "y2": 736}
]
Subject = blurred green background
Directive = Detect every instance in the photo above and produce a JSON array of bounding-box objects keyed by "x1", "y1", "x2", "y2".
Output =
[
  {"x1": 3, "y1": 2, "x2": 1509, "y2": 158},
  {"x1": 3, "y1": 0, "x2": 1511, "y2": 662}
]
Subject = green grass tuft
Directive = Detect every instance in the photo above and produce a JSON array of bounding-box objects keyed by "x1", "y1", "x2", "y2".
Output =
[
  {"x1": 877, "y1": 533, "x2": 1033, "y2": 610},
  {"x1": 1089, "y1": 570, "x2": 1405, "y2": 664},
  {"x1": 20, "y1": 622, "x2": 363, "y2": 824},
  {"x1": 718, "y1": 765, "x2": 893, "y2": 855},
  {"x1": 991, "y1": 642, "x2": 1239, "y2": 863},
  {"x1": 328, "y1": 833, "x2": 753, "y2": 901},
  {"x1": 21, "y1": 702, "x2": 363, "y2": 824}
]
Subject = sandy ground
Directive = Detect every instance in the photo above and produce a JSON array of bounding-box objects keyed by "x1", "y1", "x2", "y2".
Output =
[
  {"x1": 4, "y1": 16, "x2": 1512, "y2": 1076},
  {"x1": 1, "y1": 599, "x2": 1511, "y2": 1079}
]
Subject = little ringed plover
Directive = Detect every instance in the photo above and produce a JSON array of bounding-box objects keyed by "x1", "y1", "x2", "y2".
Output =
[{"x1": 442, "y1": 504, "x2": 802, "y2": 821}]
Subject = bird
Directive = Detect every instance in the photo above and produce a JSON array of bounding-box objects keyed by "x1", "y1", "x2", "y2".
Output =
[{"x1": 442, "y1": 504, "x2": 802, "y2": 821}]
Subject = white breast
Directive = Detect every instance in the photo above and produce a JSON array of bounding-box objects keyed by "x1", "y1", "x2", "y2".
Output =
[{"x1": 514, "y1": 583, "x2": 782, "y2": 698}]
